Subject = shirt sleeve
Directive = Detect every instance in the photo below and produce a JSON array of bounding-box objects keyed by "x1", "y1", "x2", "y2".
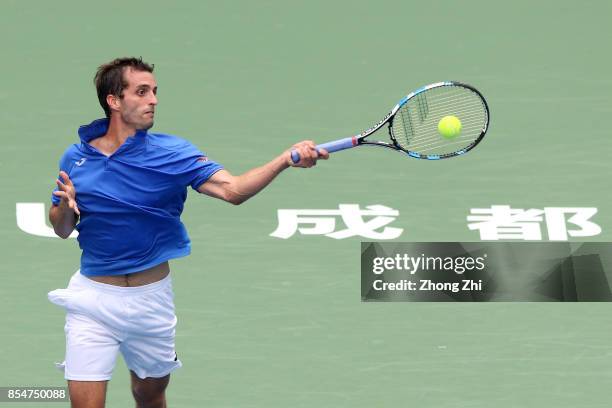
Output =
[
  {"x1": 51, "y1": 146, "x2": 77, "y2": 206},
  {"x1": 180, "y1": 142, "x2": 224, "y2": 191}
]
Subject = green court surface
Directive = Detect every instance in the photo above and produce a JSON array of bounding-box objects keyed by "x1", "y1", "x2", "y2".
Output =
[{"x1": 2, "y1": 1, "x2": 612, "y2": 406}]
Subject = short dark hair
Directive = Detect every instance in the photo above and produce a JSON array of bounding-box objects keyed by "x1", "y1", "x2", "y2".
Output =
[{"x1": 94, "y1": 57, "x2": 155, "y2": 118}]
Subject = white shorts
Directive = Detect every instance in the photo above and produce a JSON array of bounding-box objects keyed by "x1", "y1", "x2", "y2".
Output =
[{"x1": 48, "y1": 270, "x2": 182, "y2": 381}]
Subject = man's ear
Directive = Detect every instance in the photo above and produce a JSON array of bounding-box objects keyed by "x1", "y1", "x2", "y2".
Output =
[{"x1": 106, "y1": 94, "x2": 121, "y2": 113}]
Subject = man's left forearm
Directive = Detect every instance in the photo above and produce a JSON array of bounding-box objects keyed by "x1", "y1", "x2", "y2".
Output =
[
  {"x1": 198, "y1": 141, "x2": 326, "y2": 204},
  {"x1": 231, "y1": 154, "x2": 290, "y2": 204}
]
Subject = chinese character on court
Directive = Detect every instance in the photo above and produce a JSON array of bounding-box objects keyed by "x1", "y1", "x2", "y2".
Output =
[
  {"x1": 270, "y1": 204, "x2": 403, "y2": 240},
  {"x1": 467, "y1": 205, "x2": 601, "y2": 241}
]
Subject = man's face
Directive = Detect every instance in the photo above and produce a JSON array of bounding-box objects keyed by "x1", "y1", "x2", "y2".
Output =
[{"x1": 116, "y1": 67, "x2": 158, "y2": 130}]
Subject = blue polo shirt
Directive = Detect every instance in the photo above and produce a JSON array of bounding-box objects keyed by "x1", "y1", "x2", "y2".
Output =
[{"x1": 51, "y1": 118, "x2": 223, "y2": 276}]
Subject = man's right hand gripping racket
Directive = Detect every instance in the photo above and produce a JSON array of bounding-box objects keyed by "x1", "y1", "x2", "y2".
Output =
[{"x1": 291, "y1": 81, "x2": 489, "y2": 162}]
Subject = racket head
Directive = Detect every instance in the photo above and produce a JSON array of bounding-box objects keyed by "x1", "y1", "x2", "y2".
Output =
[{"x1": 381, "y1": 81, "x2": 489, "y2": 160}]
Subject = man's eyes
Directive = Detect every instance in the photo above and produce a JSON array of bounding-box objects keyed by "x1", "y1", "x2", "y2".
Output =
[{"x1": 136, "y1": 89, "x2": 156, "y2": 96}]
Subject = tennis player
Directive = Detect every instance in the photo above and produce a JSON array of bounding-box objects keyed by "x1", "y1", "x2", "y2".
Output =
[{"x1": 48, "y1": 57, "x2": 328, "y2": 408}]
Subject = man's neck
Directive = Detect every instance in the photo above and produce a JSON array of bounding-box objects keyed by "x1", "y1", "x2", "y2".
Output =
[
  {"x1": 103, "y1": 116, "x2": 138, "y2": 145},
  {"x1": 89, "y1": 116, "x2": 139, "y2": 156}
]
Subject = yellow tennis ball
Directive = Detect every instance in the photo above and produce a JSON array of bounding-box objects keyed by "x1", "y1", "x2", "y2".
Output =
[{"x1": 438, "y1": 115, "x2": 462, "y2": 139}]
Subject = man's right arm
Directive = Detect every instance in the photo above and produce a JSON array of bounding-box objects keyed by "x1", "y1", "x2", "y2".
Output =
[{"x1": 49, "y1": 171, "x2": 80, "y2": 239}]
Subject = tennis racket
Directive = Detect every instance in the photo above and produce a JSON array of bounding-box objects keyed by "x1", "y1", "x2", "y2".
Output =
[{"x1": 291, "y1": 81, "x2": 489, "y2": 162}]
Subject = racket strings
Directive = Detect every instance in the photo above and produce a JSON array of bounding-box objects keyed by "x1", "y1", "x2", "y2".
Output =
[
  {"x1": 398, "y1": 104, "x2": 416, "y2": 144},
  {"x1": 392, "y1": 85, "x2": 487, "y2": 156},
  {"x1": 416, "y1": 94, "x2": 429, "y2": 122}
]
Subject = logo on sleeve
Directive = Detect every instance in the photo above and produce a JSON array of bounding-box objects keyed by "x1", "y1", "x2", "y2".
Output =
[
  {"x1": 75, "y1": 158, "x2": 87, "y2": 166},
  {"x1": 197, "y1": 156, "x2": 209, "y2": 162}
]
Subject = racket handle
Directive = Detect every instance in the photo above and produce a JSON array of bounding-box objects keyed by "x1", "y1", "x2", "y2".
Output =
[{"x1": 291, "y1": 137, "x2": 357, "y2": 164}]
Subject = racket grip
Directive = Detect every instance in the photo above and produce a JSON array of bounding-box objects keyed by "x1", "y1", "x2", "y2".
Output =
[{"x1": 291, "y1": 137, "x2": 357, "y2": 164}]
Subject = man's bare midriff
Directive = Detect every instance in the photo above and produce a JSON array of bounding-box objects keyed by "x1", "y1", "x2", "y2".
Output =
[{"x1": 86, "y1": 261, "x2": 169, "y2": 287}]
